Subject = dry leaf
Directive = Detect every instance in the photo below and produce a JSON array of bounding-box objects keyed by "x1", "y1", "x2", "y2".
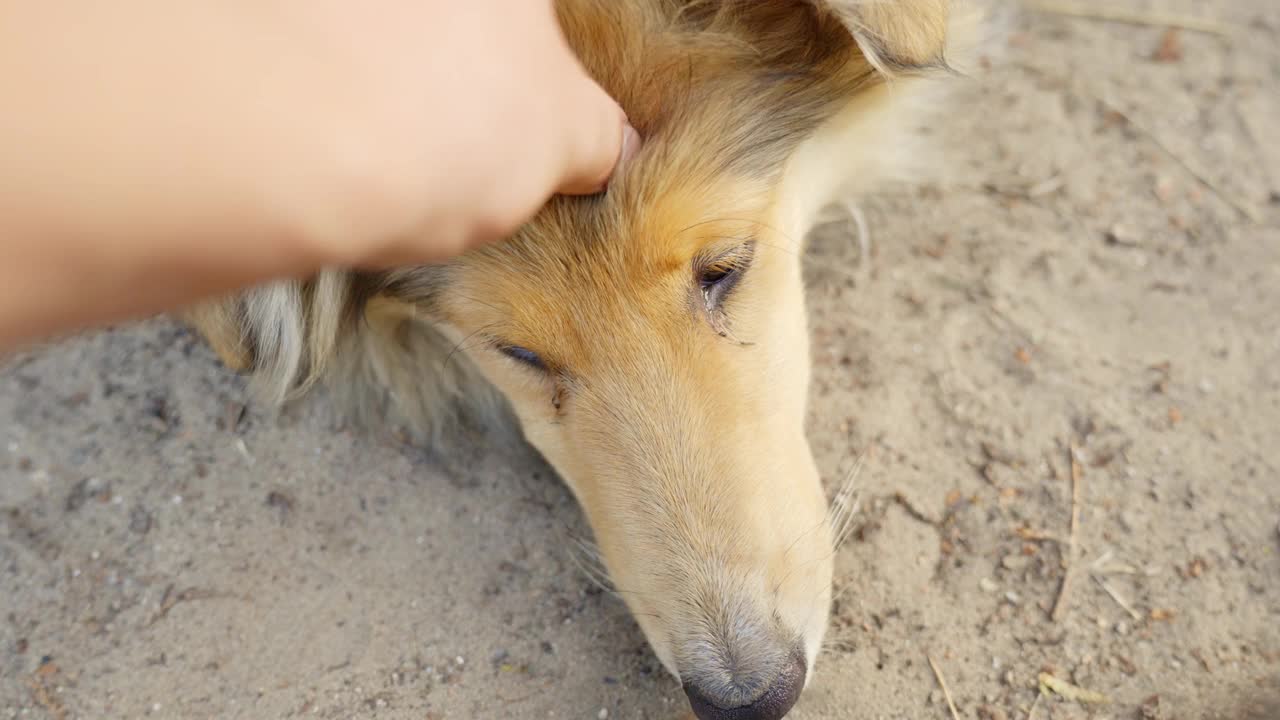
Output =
[
  {"x1": 1038, "y1": 672, "x2": 1111, "y2": 704},
  {"x1": 1153, "y1": 28, "x2": 1183, "y2": 62}
]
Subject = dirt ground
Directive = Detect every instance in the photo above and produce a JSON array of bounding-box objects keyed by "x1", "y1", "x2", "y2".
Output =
[{"x1": 3, "y1": 2, "x2": 1279, "y2": 719}]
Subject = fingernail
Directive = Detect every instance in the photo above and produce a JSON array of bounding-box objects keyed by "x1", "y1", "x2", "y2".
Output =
[{"x1": 619, "y1": 121, "x2": 640, "y2": 170}]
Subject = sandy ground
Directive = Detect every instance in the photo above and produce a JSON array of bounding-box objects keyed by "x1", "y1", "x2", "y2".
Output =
[{"x1": 3, "y1": 2, "x2": 1279, "y2": 719}]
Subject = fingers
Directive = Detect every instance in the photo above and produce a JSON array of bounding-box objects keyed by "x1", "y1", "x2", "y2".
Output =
[{"x1": 553, "y1": 76, "x2": 640, "y2": 196}]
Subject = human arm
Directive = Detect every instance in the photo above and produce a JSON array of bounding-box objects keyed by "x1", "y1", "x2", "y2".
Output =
[{"x1": 0, "y1": 1, "x2": 633, "y2": 350}]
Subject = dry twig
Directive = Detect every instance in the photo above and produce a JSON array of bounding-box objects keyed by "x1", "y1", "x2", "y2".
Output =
[
  {"x1": 1015, "y1": 526, "x2": 1066, "y2": 544},
  {"x1": 1016, "y1": 63, "x2": 1261, "y2": 223},
  {"x1": 1050, "y1": 442, "x2": 1083, "y2": 622},
  {"x1": 1027, "y1": 692, "x2": 1043, "y2": 720},
  {"x1": 1110, "y1": 105, "x2": 1262, "y2": 222},
  {"x1": 927, "y1": 654, "x2": 962, "y2": 720},
  {"x1": 1092, "y1": 574, "x2": 1141, "y2": 621},
  {"x1": 1038, "y1": 672, "x2": 1111, "y2": 705},
  {"x1": 148, "y1": 585, "x2": 227, "y2": 626},
  {"x1": 1024, "y1": 1, "x2": 1235, "y2": 36}
]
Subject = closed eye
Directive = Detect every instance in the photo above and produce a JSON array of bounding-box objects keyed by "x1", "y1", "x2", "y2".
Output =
[
  {"x1": 499, "y1": 344, "x2": 546, "y2": 372},
  {"x1": 696, "y1": 241, "x2": 755, "y2": 312}
]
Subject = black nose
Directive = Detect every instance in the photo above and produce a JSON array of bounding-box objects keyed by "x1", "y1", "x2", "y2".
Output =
[{"x1": 684, "y1": 652, "x2": 806, "y2": 720}]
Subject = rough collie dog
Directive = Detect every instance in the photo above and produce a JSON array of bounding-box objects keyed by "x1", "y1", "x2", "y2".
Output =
[{"x1": 185, "y1": 2, "x2": 984, "y2": 718}]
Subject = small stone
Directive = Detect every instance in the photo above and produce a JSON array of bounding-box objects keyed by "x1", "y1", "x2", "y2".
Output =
[
  {"x1": 1001, "y1": 555, "x2": 1030, "y2": 571},
  {"x1": 977, "y1": 705, "x2": 1008, "y2": 720},
  {"x1": 980, "y1": 578, "x2": 999, "y2": 593},
  {"x1": 598, "y1": 709, "x2": 609, "y2": 719},
  {"x1": 1115, "y1": 621, "x2": 1131, "y2": 636},
  {"x1": 1105, "y1": 224, "x2": 1141, "y2": 247},
  {"x1": 1119, "y1": 510, "x2": 1140, "y2": 533}
]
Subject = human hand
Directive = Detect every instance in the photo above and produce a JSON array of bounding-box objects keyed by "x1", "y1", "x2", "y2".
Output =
[
  {"x1": 0, "y1": 1, "x2": 640, "y2": 350},
  {"x1": 322, "y1": 0, "x2": 642, "y2": 266}
]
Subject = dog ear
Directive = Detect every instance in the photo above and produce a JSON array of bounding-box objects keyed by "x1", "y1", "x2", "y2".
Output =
[
  {"x1": 682, "y1": 0, "x2": 953, "y2": 76},
  {"x1": 824, "y1": 0, "x2": 951, "y2": 74}
]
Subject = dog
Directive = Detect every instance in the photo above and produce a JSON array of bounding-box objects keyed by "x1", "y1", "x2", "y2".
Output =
[{"x1": 184, "y1": 2, "x2": 986, "y2": 718}]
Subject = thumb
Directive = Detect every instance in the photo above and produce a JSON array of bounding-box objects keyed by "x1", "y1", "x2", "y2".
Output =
[{"x1": 553, "y1": 74, "x2": 640, "y2": 196}]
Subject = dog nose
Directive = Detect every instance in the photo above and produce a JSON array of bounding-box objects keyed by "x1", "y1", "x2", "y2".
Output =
[{"x1": 683, "y1": 652, "x2": 806, "y2": 720}]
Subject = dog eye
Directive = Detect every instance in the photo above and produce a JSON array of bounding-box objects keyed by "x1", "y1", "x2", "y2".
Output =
[
  {"x1": 699, "y1": 265, "x2": 739, "y2": 308},
  {"x1": 699, "y1": 264, "x2": 736, "y2": 286},
  {"x1": 697, "y1": 242, "x2": 754, "y2": 309},
  {"x1": 500, "y1": 345, "x2": 546, "y2": 371}
]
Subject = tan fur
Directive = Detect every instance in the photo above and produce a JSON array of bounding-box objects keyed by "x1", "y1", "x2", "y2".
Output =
[
  {"x1": 185, "y1": 2, "x2": 989, "y2": 715},
  {"x1": 840, "y1": 0, "x2": 951, "y2": 72},
  {"x1": 179, "y1": 298, "x2": 250, "y2": 372}
]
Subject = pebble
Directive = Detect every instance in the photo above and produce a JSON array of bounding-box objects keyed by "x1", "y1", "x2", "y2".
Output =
[
  {"x1": 1119, "y1": 510, "x2": 1140, "y2": 532},
  {"x1": 980, "y1": 578, "x2": 999, "y2": 593},
  {"x1": 597, "y1": 708, "x2": 609, "y2": 719},
  {"x1": 1106, "y1": 223, "x2": 1141, "y2": 246},
  {"x1": 977, "y1": 705, "x2": 1008, "y2": 720},
  {"x1": 1001, "y1": 555, "x2": 1030, "y2": 571}
]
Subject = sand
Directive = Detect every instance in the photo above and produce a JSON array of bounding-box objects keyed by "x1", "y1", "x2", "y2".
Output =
[{"x1": 3, "y1": 1, "x2": 1278, "y2": 718}]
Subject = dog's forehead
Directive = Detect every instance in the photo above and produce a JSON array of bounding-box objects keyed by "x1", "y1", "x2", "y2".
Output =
[
  {"x1": 475, "y1": 168, "x2": 764, "y2": 293},
  {"x1": 435, "y1": 170, "x2": 768, "y2": 354}
]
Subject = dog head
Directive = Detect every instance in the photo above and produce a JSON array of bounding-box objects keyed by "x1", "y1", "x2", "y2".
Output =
[{"x1": 384, "y1": 2, "x2": 966, "y2": 717}]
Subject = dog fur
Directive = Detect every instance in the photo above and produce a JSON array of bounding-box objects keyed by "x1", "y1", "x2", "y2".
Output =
[{"x1": 183, "y1": 2, "x2": 989, "y2": 716}]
